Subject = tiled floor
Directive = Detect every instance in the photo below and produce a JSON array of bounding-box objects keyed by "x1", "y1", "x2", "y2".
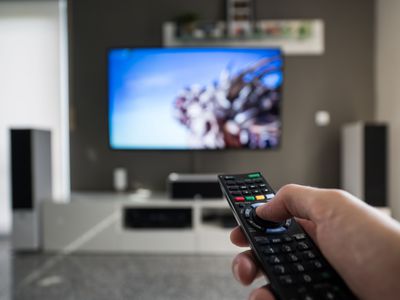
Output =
[{"x1": 0, "y1": 239, "x2": 264, "y2": 300}]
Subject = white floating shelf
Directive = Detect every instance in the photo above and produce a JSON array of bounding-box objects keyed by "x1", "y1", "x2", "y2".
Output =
[{"x1": 163, "y1": 20, "x2": 325, "y2": 56}]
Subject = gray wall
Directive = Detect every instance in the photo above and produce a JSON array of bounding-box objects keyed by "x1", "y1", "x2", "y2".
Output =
[{"x1": 69, "y1": 0, "x2": 375, "y2": 191}]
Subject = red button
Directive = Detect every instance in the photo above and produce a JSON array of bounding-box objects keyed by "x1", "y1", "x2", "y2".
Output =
[{"x1": 235, "y1": 196, "x2": 245, "y2": 202}]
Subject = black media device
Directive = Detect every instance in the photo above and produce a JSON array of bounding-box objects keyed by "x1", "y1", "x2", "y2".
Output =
[
  {"x1": 123, "y1": 208, "x2": 192, "y2": 229},
  {"x1": 168, "y1": 173, "x2": 222, "y2": 199},
  {"x1": 218, "y1": 172, "x2": 356, "y2": 300}
]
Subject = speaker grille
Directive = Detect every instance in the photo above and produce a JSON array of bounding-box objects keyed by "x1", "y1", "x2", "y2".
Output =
[{"x1": 364, "y1": 125, "x2": 387, "y2": 206}]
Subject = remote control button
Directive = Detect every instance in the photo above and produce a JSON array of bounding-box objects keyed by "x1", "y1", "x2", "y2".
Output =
[
  {"x1": 308, "y1": 260, "x2": 323, "y2": 270},
  {"x1": 231, "y1": 191, "x2": 242, "y2": 196},
  {"x1": 244, "y1": 179, "x2": 253, "y2": 183},
  {"x1": 301, "y1": 294, "x2": 316, "y2": 300},
  {"x1": 252, "y1": 189, "x2": 261, "y2": 195},
  {"x1": 266, "y1": 193, "x2": 275, "y2": 199},
  {"x1": 242, "y1": 190, "x2": 251, "y2": 195},
  {"x1": 287, "y1": 253, "x2": 300, "y2": 262},
  {"x1": 242, "y1": 202, "x2": 284, "y2": 232},
  {"x1": 266, "y1": 226, "x2": 287, "y2": 234},
  {"x1": 281, "y1": 244, "x2": 293, "y2": 253},
  {"x1": 244, "y1": 207, "x2": 253, "y2": 218},
  {"x1": 228, "y1": 186, "x2": 239, "y2": 191},
  {"x1": 263, "y1": 246, "x2": 278, "y2": 255},
  {"x1": 270, "y1": 237, "x2": 282, "y2": 244},
  {"x1": 293, "y1": 263, "x2": 306, "y2": 272},
  {"x1": 254, "y1": 236, "x2": 269, "y2": 245},
  {"x1": 300, "y1": 273, "x2": 314, "y2": 284},
  {"x1": 250, "y1": 203, "x2": 264, "y2": 208},
  {"x1": 259, "y1": 183, "x2": 267, "y2": 188},
  {"x1": 236, "y1": 180, "x2": 244, "y2": 185},
  {"x1": 248, "y1": 173, "x2": 261, "y2": 178},
  {"x1": 252, "y1": 211, "x2": 282, "y2": 230},
  {"x1": 224, "y1": 176, "x2": 235, "y2": 180},
  {"x1": 273, "y1": 265, "x2": 287, "y2": 275},
  {"x1": 247, "y1": 227, "x2": 257, "y2": 233},
  {"x1": 234, "y1": 196, "x2": 245, "y2": 202},
  {"x1": 314, "y1": 286, "x2": 341, "y2": 300},
  {"x1": 285, "y1": 219, "x2": 292, "y2": 227},
  {"x1": 283, "y1": 236, "x2": 293, "y2": 242},
  {"x1": 240, "y1": 185, "x2": 248, "y2": 190},
  {"x1": 302, "y1": 251, "x2": 316, "y2": 260},
  {"x1": 293, "y1": 233, "x2": 307, "y2": 240},
  {"x1": 268, "y1": 255, "x2": 284, "y2": 264},
  {"x1": 297, "y1": 242, "x2": 311, "y2": 251},
  {"x1": 226, "y1": 181, "x2": 236, "y2": 186},
  {"x1": 279, "y1": 275, "x2": 295, "y2": 285},
  {"x1": 261, "y1": 188, "x2": 269, "y2": 193},
  {"x1": 236, "y1": 203, "x2": 245, "y2": 208},
  {"x1": 249, "y1": 184, "x2": 257, "y2": 189},
  {"x1": 319, "y1": 291, "x2": 338, "y2": 300},
  {"x1": 255, "y1": 195, "x2": 265, "y2": 200},
  {"x1": 254, "y1": 178, "x2": 263, "y2": 183}
]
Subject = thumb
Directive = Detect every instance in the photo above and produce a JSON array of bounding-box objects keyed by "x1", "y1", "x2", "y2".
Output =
[{"x1": 256, "y1": 184, "x2": 323, "y2": 223}]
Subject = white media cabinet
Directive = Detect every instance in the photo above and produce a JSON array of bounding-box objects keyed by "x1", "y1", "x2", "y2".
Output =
[
  {"x1": 42, "y1": 192, "x2": 392, "y2": 254},
  {"x1": 42, "y1": 192, "x2": 239, "y2": 254}
]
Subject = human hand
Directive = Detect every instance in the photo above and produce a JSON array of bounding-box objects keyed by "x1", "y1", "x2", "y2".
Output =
[{"x1": 230, "y1": 184, "x2": 400, "y2": 300}]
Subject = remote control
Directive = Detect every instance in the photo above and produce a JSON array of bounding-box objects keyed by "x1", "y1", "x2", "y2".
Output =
[{"x1": 218, "y1": 172, "x2": 356, "y2": 300}]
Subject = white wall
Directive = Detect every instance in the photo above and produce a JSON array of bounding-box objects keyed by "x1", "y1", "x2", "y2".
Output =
[
  {"x1": 0, "y1": 1, "x2": 69, "y2": 234},
  {"x1": 376, "y1": 0, "x2": 400, "y2": 220}
]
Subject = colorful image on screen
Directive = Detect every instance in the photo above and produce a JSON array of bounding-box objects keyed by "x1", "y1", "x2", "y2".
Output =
[{"x1": 108, "y1": 48, "x2": 283, "y2": 150}]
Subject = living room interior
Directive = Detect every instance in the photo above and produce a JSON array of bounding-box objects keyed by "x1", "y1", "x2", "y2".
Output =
[{"x1": 1, "y1": 0, "x2": 400, "y2": 299}]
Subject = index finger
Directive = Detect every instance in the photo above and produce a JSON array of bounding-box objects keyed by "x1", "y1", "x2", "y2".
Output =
[{"x1": 256, "y1": 184, "x2": 331, "y2": 224}]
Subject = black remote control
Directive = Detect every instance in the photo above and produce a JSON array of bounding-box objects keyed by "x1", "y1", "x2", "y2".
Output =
[{"x1": 218, "y1": 172, "x2": 356, "y2": 300}]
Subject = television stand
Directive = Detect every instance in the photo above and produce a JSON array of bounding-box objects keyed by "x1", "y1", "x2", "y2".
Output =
[{"x1": 42, "y1": 192, "x2": 238, "y2": 253}]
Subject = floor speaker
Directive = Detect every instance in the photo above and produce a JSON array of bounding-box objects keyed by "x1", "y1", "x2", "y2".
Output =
[
  {"x1": 10, "y1": 129, "x2": 52, "y2": 250},
  {"x1": 341, "y1": 123, "x2": 387, "y2": 206}
]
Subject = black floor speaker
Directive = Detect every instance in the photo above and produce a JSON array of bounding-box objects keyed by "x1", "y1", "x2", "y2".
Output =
[{"x1": 10, "y1": 129, "x2": 52, "y2": 250}]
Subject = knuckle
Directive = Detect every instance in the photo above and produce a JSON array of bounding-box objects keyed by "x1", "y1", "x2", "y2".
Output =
[
  {"x1": 311, "y1": 189, "x2": 348, "y2": 221},
  {"x1": 279, "y1": 183, "x2": 298, "y2": 195}
]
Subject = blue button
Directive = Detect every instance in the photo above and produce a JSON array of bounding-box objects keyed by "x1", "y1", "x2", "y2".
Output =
[
  {"x1": 251, "y1": 203, "x2": 265, "y2": 209},
  {"x1": 266, "y1": 227, "x2": 287, "y2": 234}
]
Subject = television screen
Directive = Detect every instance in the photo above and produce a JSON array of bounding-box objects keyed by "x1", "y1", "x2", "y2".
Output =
[{"x1": 108, "y1": 48, "x2": 283, "y2": 150}]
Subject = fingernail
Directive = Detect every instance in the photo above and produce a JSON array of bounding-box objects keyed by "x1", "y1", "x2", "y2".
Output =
[{"x1": 233, "y1": 261, "x2": 240, "y2": 282}]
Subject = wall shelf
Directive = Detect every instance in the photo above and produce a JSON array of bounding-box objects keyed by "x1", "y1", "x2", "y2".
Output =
[{"x1": 163, "y1": 19, "x2": 325, "y2": 55}]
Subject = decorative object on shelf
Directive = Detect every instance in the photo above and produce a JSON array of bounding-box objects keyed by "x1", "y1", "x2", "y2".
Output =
[
  {"x1": 256, "y1": 20, "x2": 313, "y2": 40},
  {"x1": 163, "y1": 19, "x2": 325, "y2": 55},
  {"x1": 226, "y1": 0, "x2": 255, "y2": 37},
  {"x1": 173, "y1": 12, "x2": 200, "y2": 38}
]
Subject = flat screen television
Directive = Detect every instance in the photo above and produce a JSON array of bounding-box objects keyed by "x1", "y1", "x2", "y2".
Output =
[{"x1": 108, "y1": 47, "x2": 283, "y2": 150}]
